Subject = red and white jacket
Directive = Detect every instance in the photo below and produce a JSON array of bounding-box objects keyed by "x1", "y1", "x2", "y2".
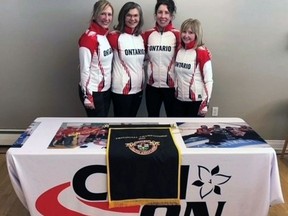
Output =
[
  {"x1": 107, "y1": 27, "x2": 145, "y2": 95},
  {"x1": 78, "y1": 22, "x2": 113, "y2": 96},
  {"x1": 174, "y1": 42, "x2": 213, "y2": 103},
  {"x1": 143, "y1": 22, "x2": 180, "y2": 88}
]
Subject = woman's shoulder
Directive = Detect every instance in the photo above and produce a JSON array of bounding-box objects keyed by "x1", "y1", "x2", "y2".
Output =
[
  {"x1": 108, "y1": 30, "x2": 121, "y2": 35},
  {"x1": 171, "y1": 28, "x2": 180, "y2": 34},
  {"x1": 79, "y1": 29, "x2": 97, "y2": 47},
  {"x1": 107, "y1": 30, "x2": 120, "y2": 39},
  {"x1": 144, "y1": 27, "x2": 156, "y2": 33},
  {"x1": 143, "y1": 28, "x2": 156, "y2": 37},
  {"x1": 197, "y1": 46, "x2": 212, "y2": 61},
  {"x1": 107, "y1": 30, "x2": 121, "y2": 49},
  {"x1": 197, "y1": 46, "x2": 211, "y2": 55}
]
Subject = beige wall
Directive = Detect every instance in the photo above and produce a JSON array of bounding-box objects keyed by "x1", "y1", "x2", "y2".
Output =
[{"x1": 0, "y1": 0, "x2": 287, "y2": 139}]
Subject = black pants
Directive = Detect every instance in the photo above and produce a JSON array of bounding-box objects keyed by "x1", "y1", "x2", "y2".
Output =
[
  {"x1": 174, "y1": 99, "x2": 202, "y2": 117},
  {"x1": 78, "y1": 85, "x2": 111, "y2": 117},
  {"x1": 145, "y1": 84, "x2": 175, "y2": 117},
  {"x1": 112, "y1": 91, "x2": 143, "y2": 117}
]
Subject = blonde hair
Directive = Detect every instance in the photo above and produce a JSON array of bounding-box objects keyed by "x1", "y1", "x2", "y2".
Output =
[
  {"x1": 180, "y1": 18, "x2": 204, "y2": 48},
  {"x1": 90, "y1": 0, "x2": 114, "y2": 23}
]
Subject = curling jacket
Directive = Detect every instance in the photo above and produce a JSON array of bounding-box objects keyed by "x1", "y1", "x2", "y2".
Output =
[
  {"x1": 78, "y1": 22, "x2": 113, "y2": 96},
  {"x1": 174, "y1": 42, "x2": 213, "y2": 103},
  {"x1": 107, "y1": 27, "x2": 145, "y2": 95},
  {"x1": 143, "y1": 22, "x2": 180, "y2": 88}
]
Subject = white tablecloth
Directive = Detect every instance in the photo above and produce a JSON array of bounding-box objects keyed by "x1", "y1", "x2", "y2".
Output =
[{"x1": 6, "y1": 117, "x2": 284, "y2": 216}]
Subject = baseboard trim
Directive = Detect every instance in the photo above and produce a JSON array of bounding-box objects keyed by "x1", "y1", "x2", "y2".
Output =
[
  {"x1": 266, "y1": 140, "x2": 285, "y2": 154},
  {"x1": 0, "y1": 130, "x2": 24, "y2": 146},
  {"x1": 0, "y1": 129, "x2": 25, "y2": 134}
]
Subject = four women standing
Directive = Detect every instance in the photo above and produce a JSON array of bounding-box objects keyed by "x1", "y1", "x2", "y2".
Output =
[{"x1": 78, "y1": 0, "x2": 213, "y2": 118}]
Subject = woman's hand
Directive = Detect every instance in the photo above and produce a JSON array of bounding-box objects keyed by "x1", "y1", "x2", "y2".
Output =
[
  {"x1": 198, "y1": 100, "x2": 208, "y2": 117},
  {"x1": 84, "y1": 94, "x2": 95, "y2": 109}
]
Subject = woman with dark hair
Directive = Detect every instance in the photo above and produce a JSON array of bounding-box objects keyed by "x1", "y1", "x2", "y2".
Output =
[
  {"x1": 107, "y1": 2, "x2": 145, "y2": 117},
  {"x1": 78, "y1": 0, "x2": 114, "y2": 117},
  {"x1": 143, "y1": 0, "x2": 180, "y2": 117}
]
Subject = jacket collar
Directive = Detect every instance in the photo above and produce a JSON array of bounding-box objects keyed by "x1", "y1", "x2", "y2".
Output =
[
  {"x1": 89, "y1": 22, "x2": 109, "y2": 35},
  {"x1": 154, "y1": 22, "x2": 174, "y2": 33},
  {"x1": 124, "y1": 26, "x2": 135, "y2": 35},
  {"x1": 182, "y1": 41, "x2": 196, "y2": 50}
]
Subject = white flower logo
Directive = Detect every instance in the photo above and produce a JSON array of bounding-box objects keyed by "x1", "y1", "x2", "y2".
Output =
[{"x1": 192, "y1": 165, "x2": 231, "y2": 199}]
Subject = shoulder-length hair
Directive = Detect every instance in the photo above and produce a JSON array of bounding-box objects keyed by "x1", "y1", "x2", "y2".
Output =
[
  {"x1": 114, "y1": 2, "x2": 144, "y2": 36},
  {"x1": 90, "y1": 0, "x2": 114, "y2": 23},
  {"x1": 180, "y1": 18, "x2": 204, "y2": 49}
]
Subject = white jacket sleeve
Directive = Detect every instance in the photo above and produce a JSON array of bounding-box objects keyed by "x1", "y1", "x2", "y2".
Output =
[
  {"x1": 79, "y1": 47, "x2": 92, "y2": 96},
  {"x1": 202, "y1": 60, "x2": 213, "y2": 103}
]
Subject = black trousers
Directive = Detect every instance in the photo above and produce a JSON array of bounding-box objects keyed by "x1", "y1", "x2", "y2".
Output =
[
  {"x1": 78, "y1": 85, "x2": 111, "y2": 117},
  {"x1": 112, "y1": 91, "x2": 143, "y2": 117},
  {"x1": 145, "y1": 84, "x2": 176, "y2": 117},
  {"x1": 174, "y1": 99, "x2": 202, "y2": 117}
]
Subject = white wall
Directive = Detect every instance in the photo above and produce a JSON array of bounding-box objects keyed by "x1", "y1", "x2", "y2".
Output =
[{"x1": 0, "y1": 0, "x2": 288, "y2": 139}]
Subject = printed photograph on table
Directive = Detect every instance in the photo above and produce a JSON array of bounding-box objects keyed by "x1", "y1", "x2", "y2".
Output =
[
  {"x1": 48, "y1": 122, "x2": 109, "y2": 149},
  {"x1": 177, "y1": 122, "x2": 269, "y2": 148},
  {"x1": 12, "y1": 122, "x2": 41, "y2": 148}
]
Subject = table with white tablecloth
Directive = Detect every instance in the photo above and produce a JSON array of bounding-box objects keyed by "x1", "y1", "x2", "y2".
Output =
[{"x1": 6, "y1": 117, "x2": 284, "y2": 216}]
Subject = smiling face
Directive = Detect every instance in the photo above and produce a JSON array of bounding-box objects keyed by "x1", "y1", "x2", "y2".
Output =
[
  {"x1": 155, "y1": 4, "x2": 173, "y2": 28},
  {"x1": 125, "y1": 8, "x2": 140, "y2": 29},
  {"x1": 95, "y1": 5, "x2": 113, "y2": 29},
  {"x1": 181, "y1": 27, "x2": 196, "y2": 45}
]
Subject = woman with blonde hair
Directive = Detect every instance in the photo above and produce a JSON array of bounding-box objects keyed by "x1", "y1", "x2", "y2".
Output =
[
  {"x1": 174, "y1": 18, "x2": 213, "y2": 117},
  {"x1": 78, "y1": 0, "x2": 114, "y2": 117}
]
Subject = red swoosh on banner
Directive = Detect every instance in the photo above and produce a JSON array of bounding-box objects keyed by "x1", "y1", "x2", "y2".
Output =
[
  {"x1": 36, "y1": 182, "x2": 86, "y2": 215},
  {"x1": 36, "y1": 182, "x2": 140, "y2": 215}
]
